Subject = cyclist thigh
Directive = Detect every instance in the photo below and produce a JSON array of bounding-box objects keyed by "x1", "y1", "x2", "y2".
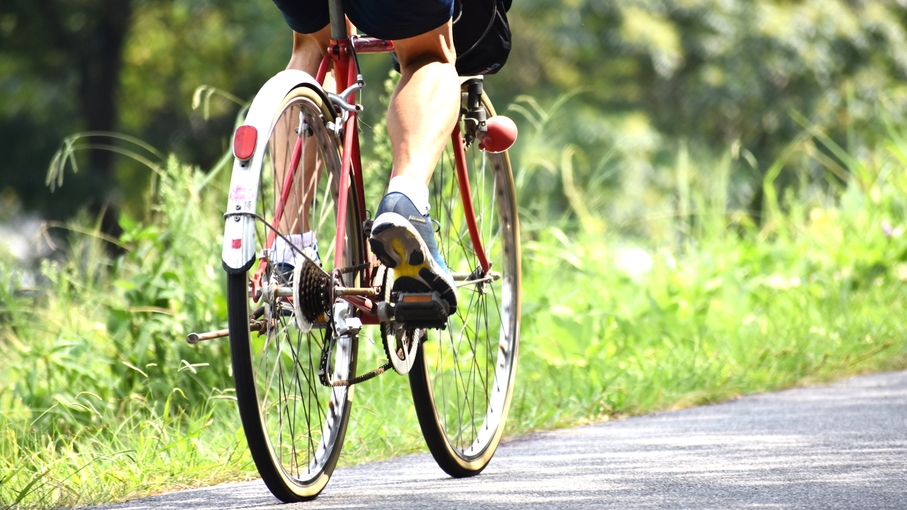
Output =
[{"x1": 273, "y1": 0, "x2": 453, "y2": 40}]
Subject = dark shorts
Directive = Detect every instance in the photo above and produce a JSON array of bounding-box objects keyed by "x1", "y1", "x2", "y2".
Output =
[{"x1": 272, "y1": 0, "x2": 454, "y2": 41}]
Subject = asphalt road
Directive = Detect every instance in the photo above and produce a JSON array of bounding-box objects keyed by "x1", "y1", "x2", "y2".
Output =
[{"x1": 90, "y1": 370, "x2": 907, "y2": 509}]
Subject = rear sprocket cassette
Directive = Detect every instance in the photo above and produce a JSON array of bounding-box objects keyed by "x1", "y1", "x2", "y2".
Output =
[{"x1": 292, "y1": 260, "x2": 332, "y2": 332}]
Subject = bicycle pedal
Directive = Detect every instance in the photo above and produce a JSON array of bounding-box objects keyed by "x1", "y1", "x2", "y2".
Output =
[{"x1": 393, "y1": 292, "x2": 449, "y2": 329}]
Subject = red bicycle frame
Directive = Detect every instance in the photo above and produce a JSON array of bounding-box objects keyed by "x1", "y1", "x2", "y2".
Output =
[{"x1": 256, "y1": 33, "x2": 491, "y2": 322}]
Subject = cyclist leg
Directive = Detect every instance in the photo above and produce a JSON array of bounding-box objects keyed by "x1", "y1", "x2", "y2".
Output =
[
  {"x1": 387, "y1": 22, "x2": 459, "y2": 191},
  {"x1": 274, "y1": 0, "x2": 459, "y2": 308},
  {"x1": 277, "y1": 0, "x2": 456, "y2": 198},
  {"x1": 370, "y1": 21, "x2": 460, "y2": 311},
  {"x1": 271, "y1": 24, "x2": 334, "y2": 270}
]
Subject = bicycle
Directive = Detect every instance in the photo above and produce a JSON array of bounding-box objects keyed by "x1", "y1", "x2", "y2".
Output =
[{"x1": 189, "y1": 1, "x2": 520, "y2": 501}]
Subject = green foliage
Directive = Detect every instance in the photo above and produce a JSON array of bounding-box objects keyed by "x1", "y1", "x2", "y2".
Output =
[
  {"x1": 498, "y1": 0, "x2": 907, "y2": 220},
  {"x1": 0, "y1": 0, "x2": 289, "y2": 219},
  {"x1": 106, "y1": 156, "x2": 232, "y2": 409},
  {"x1": 4, "y1": 2, "x2": 907, "y2": 505},
  {"x1": 0, "y1": 157, "x2": 240, "y2": 508}
]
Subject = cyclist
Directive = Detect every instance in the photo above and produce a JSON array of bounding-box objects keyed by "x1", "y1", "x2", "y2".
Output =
[{"x1": 272, "y1": 0, "x2": 459, "y2": 312}]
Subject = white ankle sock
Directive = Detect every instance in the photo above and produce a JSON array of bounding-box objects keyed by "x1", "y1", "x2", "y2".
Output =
[
  {"x1": 387, "y1": 176, "x2": 430, "y2": 216},
  {"x1": 274, "y1": 231, "x2": 316, "y2": 265}
]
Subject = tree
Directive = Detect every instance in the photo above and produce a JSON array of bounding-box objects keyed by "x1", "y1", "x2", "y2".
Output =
[
  {"x1": 1, "y1": 0, "x2": 133, "y2": 231},
  {"x1": 497, "y1": 0, "x2": 907, "y2": 222},
  {"x1": 0, "y1": 0, "x2": 287, "y2": 227}
]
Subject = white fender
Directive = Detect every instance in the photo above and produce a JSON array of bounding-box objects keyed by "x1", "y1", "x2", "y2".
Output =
[{"x1": 221, "y1": 70, "x2": 328, "y2": 273}]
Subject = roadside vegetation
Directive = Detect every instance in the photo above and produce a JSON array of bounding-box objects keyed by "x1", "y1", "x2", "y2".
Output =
[
  {"x1": 5, "y1": 2, "x2": 907, "y2": 508},
  {"x1": 2, "y1": 97, "x2": 906, "y2": 508}
]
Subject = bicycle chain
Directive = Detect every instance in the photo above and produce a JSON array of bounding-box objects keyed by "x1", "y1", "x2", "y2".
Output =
[{"x1": 317, "y1": 325, "x2": 336, "y2": 387}]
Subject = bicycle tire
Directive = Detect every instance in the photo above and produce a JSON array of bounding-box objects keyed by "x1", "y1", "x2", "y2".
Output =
[
  {"x1": 408, "y1": 90, "x2": 521, "y2": 477},
  {"x1": 227, "y1": 85, "x2": 364, "y2": 501}
]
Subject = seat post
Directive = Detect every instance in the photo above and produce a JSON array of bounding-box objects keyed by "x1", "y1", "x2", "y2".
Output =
[{"x1": 328, "y1": 0, "x2": 347, "y2": 41}]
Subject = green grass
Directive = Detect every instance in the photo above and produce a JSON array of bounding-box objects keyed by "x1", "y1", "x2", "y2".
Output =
[{"x1": 3, "y1": 118, "x2": 907, "y2": 508}]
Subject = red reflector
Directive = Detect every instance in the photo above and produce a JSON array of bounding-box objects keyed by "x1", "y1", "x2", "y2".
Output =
[
  {"x1": 232, "y1": 238, "x2": 242, "y2": 249},
  {"x1": 233, "y1": 125, "x2": 257, "y2": 160}
]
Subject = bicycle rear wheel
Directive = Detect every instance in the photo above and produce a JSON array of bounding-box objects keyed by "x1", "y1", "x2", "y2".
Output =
[
  {"x1": 226, "y1": 85, "x2": 363, "y2": 501},
  {"x1": 408, "y1": 88, "x2": 521, "y2": 477}
]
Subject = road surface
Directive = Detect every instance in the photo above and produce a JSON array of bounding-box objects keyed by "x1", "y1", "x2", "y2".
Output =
[{"x1": 90, "y1": 370, "x2": 907, "y2": 509}]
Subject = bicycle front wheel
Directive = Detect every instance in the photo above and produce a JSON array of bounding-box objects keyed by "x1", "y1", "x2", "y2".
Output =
[
  {"x1": 408, "y1": 89, "x2": 521, "y2": 477},
  {"x1": 226, "y1": 85, "x2": 363, "y2": 501}
]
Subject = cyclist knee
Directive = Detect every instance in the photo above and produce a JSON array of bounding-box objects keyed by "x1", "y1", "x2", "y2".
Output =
[{"x1": 394, "y1": 20, "x2": 456, "y2": 71}]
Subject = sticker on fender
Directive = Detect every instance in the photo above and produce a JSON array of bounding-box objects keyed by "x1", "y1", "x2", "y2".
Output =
[{"x1": 230, "y1": 185, "x2": 252, "y2": 201}]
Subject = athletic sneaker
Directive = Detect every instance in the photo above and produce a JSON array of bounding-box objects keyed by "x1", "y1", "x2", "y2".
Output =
[{"x1": 369, "y1": 192, "x2": 457, "y2": 313}]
